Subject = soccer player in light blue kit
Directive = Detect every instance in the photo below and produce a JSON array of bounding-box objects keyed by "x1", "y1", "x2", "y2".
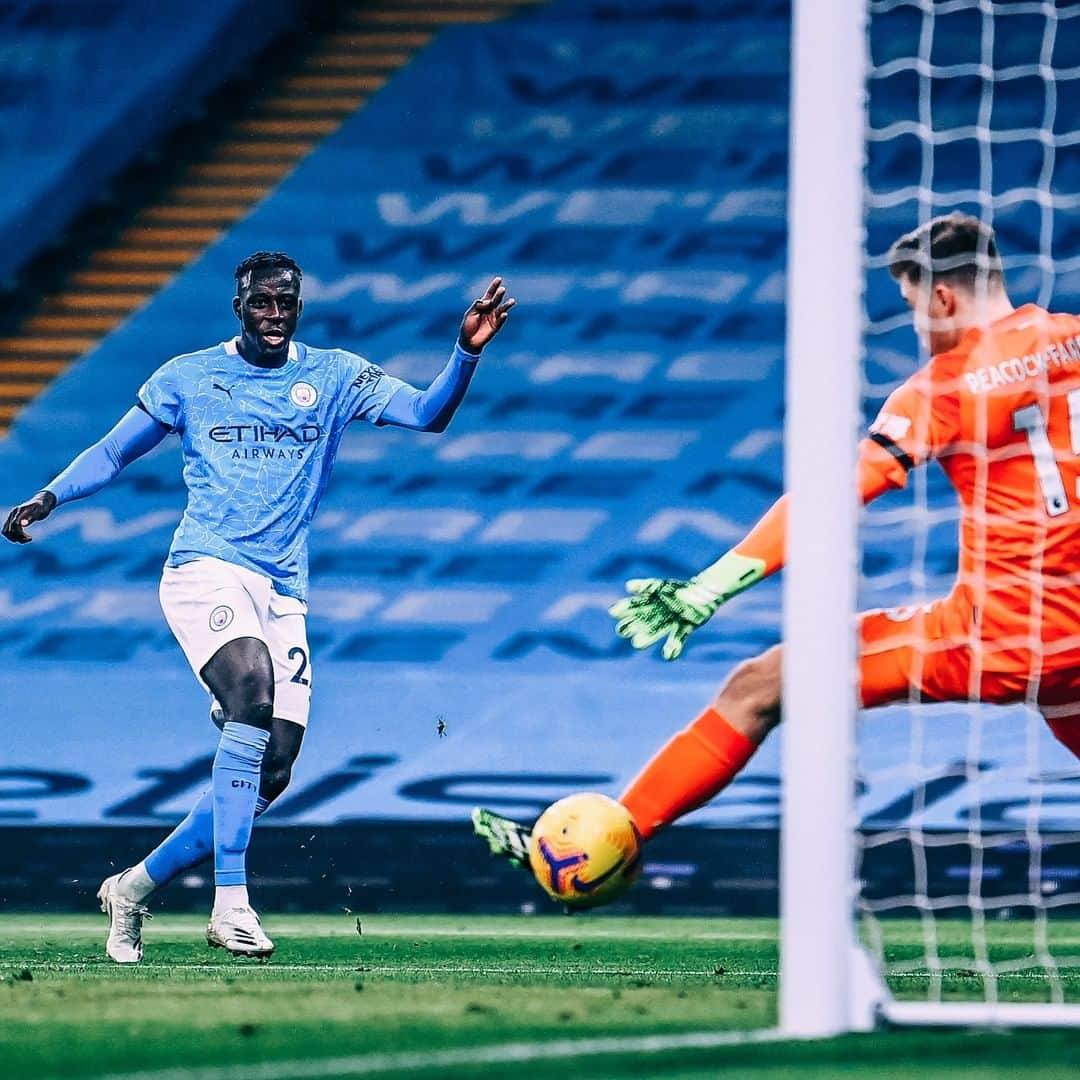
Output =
[{"x1": 2, "y1": 252, "x2": 515, "y2": 961}]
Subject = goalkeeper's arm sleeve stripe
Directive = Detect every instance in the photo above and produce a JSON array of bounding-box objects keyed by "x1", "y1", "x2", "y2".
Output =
[
  {"x1": 46, "y1": 406, "x2": 169, "y2": 506},
  {"x1": 858, "y1": 437, "x2": 910, "y2": 501},
  {"x1": 717, "y1": 438, "x2": 907, "y2": 581}
]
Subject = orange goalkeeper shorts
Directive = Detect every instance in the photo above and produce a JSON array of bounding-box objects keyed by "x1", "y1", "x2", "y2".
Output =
[{"x1": 859, "y1": 593, "x2": 1080, "y2": 723}]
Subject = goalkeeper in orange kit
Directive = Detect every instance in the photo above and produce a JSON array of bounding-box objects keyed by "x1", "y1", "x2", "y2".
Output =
[{"x1": 476, "y1": 212, "x2": 1080, "y2": 873}]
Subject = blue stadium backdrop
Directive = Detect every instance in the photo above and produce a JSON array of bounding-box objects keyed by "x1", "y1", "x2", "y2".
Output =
[
  {"x1": 1, "y1": 0, "x2": 1077, "y2": 910},
  {"x1": 0, "y1": 0, "x2": 297, "y2": 282}
]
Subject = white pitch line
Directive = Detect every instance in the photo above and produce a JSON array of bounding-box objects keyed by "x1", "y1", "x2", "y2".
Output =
[
  {"x1": 91, "y1": 1028, "x2": 788, "y2": 1080},
  {"x1": 9, "y1": 963, "x2": 775, "y2": 977},
  {"x1": 8, "y1": 922, "x2": 1079, "y2": 946},
  {"x1": 0, "y1": 923, "x2": 779, "y2": 942},
  {"x1": 314, "y1": 926, "x2": 779, "y2": 941},
  {"x1": 18, "y1": 962, "x2": 1076, "y2": 981}
]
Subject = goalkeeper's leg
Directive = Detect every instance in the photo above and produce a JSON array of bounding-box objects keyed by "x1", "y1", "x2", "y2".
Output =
[
  {"x1": 617, "y1": 603, "x2": 952, "y2": 840},
  {"x1": 618, "y1": 646, "x2": 781, "y2": 839},
  {"x1": 479, "y1": 610, "x2": 950, "y2": 861},
  {"x1": 1043, "y1": 712, "x2": 1080, "y2": 760}
]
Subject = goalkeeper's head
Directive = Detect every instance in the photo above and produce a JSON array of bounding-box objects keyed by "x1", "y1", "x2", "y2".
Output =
[{"x1": 888, "y1": 213, "x2": 1011, "y2": 356}]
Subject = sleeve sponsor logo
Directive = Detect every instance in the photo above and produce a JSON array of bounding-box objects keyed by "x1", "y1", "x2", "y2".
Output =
[
  {"x1": 352, "y1": 365, "x2": 386, "y2": 391},
  {"x1": 869, "y1": 412, "x2": 912, "y2": 443},
  {"x1": 883, "y1": 602, "x2": 933, "y2": 623}
]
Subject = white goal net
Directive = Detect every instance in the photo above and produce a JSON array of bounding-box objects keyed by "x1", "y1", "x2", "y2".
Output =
[
  {"x1": 857, "y1": 0, "x2": 1080, "y2": 1020},
  {"x1": 783, "y1": 0, "x2": 1080, "y2": 1033}
]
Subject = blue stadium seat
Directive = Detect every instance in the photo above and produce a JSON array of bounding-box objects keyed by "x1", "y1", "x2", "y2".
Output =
[{"x1": 0, "y1": 0, "x2": 298, "y2": 284}]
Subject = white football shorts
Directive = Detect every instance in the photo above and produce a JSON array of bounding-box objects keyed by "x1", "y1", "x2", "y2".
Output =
[{"x1": 159, "y1": 556, "x2": 312, "y2": 728}]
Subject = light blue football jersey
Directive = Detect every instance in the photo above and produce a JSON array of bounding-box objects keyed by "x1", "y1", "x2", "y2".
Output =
[{"x1": 138, "y1": 338, "x2": 408, "y2": 600}]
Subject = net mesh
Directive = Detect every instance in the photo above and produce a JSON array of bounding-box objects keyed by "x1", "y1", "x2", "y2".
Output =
[{"x1": 859, "y1": 0, "x2": 1080, "y2": 1007}]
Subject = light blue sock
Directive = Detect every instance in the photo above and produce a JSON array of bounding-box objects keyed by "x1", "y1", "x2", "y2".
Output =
[
  {"x1": 144, "y1": 787, "x2": 214, "y2": 885},
  {"x1": 212, "y1": 722, "x2": 270, "y2": 887},
  {"x1": 143, "y1": 789, "x2": 272, "y2": 888}
]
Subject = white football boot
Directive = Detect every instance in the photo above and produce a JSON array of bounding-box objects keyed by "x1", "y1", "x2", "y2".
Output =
[
  {"x1": 97, "y1": 872, "x2": 151, "y2": 964},
  {"x1": 206, "y1": 906, "x2": 275, "y2": 958}
]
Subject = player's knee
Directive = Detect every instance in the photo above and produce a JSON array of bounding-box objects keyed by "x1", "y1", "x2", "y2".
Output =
[
  {"x1": 715, "y1": 648, "x2": 782, "y2": 723},
  {"x1": 217, "y1": 665, "x2": 275, "y2": 730},
  {"x1": 225, "y1": 699, "x2": 274, "y2": 731}
]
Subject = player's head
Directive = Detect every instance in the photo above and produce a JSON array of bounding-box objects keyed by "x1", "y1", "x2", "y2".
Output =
[
  {"x1": 233, "y1": 251, "x2": 304, "y2": 360},
  {"x1": 888, "y1": 213, "x2": 1007, "y2": 354}
]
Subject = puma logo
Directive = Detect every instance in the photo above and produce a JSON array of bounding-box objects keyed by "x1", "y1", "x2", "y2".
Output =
[{"x1": 213, "y1": 382, "x2": 233, "y2": 399}]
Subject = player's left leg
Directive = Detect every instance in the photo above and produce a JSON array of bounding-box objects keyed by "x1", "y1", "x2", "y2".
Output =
[
  {"x1": 476, "y1": 602, "x2": 971, "y2": 886},
  {"x1": 1042, "y1": 712, "x2": 1080, "y2": 759},
  {"x1": 1033, "y1": 658, "x2": 1080, "y2": 762},
  {"x1": 113, "y1": 715, "x2": 305, "y2": 906},
  {"x1": 199, "y1": 635, "x2": 276, "y2": 956},
  {"x1": 619, "y1": 646, "x2": 781, "y2": 839},
  {"x1": 201, "y1": 587, "x2": 310, "y2": 955},
  {"x1": 605, "y1": 600, "x2": 964, "y2": 841},
  {"x1": 1036, "y1": 690, "x2": 1080, "y2": 761},
  {"x1": 477, "y1": 649, "x2": 782, "y2": 868},
  {"x1": 475, "y1": 647, "x2": 784, "y2": 861}
]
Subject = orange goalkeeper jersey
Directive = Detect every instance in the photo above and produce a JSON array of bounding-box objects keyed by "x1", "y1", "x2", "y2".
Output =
[{"x1": 868, "y1": 303, "x2": 1080, "y2": 661}]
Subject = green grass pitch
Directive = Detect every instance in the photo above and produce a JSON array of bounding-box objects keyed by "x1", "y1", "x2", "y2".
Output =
[{"x1": 0, "y1": 913, "x2": 1077, "y2": 1079}]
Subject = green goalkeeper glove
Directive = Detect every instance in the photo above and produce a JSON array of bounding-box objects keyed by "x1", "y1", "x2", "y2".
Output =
[{"x1": 608, "y1": 551, "x2": 766, "y2": 661}]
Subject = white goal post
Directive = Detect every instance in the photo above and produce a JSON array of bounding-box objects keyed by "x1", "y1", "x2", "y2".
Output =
[
  {"x1": 780, "y1": 0, "x2": 865, "y2": 1039},
  {"x1": 781, "y1": 0, "x2": 1080, "y2": 1035}
]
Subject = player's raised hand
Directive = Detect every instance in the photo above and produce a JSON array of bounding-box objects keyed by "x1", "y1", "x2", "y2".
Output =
[
  {"x1": 459, "y1": 277, "x2": 515, "y2": 354},
  {"x1": 2, "y1": 490, "x2": 57, "y2": 544}
]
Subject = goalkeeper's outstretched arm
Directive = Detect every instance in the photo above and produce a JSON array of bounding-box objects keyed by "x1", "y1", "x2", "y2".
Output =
[{"x1": 609, "y1": 439, "x2": 910, "y2": 659}]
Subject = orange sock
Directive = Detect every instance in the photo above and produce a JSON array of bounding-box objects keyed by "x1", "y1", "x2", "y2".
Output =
[{"x1": 619, "y1": 707, "x2": 758, "y2": 841}]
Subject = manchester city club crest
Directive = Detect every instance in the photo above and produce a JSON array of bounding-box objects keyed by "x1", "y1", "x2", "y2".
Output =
[
  {"x1": 290, "y1": 381, "x2": 318, "y2": 407},
  {"x1": 209, "y1": 605, "x2": 234, "y2": 631}
]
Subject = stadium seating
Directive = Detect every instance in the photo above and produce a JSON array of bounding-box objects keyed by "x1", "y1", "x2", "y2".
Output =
[
  {"x1": 0, "y1": 0, "x2": 1075, "y2": 884},
  {"x1": 0, "y1": 0, "x2": 298, "y2": 285}
]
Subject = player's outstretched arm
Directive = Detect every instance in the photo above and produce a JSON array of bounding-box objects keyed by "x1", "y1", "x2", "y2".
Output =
[
  {"x1": 378, "y1": 343, "x2": 482, "y2": 432},
  {"x1": 610, "y1": 439, "x2": 911, "y2": 660},
  {"x1": 2, "y1": 406, "x2": 168, "y2": 544},
  {"x1": 609, "y1": 524, "x2": 778, "y2": 661},
  {"x1": 378, "y1": 277, "x2": 516, "y2": 432}
]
